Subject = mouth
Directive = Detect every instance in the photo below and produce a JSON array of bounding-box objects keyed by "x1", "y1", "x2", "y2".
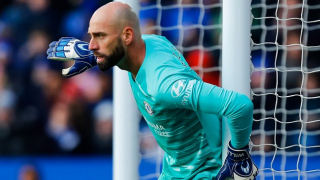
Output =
[{"x1": 96, "y1": 56, "x2": 105, "y2": 63}]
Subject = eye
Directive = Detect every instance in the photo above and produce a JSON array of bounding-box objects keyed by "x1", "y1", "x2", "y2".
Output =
[{"x1": 98, "y1": 33, "x2": 105, "y2": 39}]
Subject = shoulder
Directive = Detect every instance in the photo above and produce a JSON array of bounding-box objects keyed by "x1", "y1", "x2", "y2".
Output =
[
  {"x1": 139, "y1": 35, "x2": 201, "y2": 95},
  {"x1": 142, "y1": 34, "x2": 190, "y2": 72},
  {"x1": 142, "y1": 34, "x2": 170, "y2": 44}
]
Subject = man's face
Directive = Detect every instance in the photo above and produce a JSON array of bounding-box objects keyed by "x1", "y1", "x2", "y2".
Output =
[
  {"x1": 88, "y1": 19, "x2": 125, "y2": 71},
  {"x1": 94, "y1": 37, "x2": 125, "y2": 71}
]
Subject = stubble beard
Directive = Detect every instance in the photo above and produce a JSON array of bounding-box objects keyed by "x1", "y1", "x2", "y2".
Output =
[{"x1": 96, "y1": 39, "x2": 125, "y2": 71}]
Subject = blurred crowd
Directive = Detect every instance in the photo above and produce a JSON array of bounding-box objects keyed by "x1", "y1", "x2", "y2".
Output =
[
  {"x1": 0, "y1": 0, "x2": 221, "y2": 156},
  {"x1": 0, "y1": 0, "x2": 113, "y2": 155}
]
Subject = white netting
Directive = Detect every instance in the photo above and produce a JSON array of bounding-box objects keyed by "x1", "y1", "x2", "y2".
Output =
[
  {"x1": 137, "y1": 0, "x2": 320, "y2": 180},
  {"x1": 251, "y1": 0, "x2": 320, "y2": 180}
]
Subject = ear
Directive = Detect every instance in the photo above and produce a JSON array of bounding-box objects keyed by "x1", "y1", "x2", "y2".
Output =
[{"x1": 122, "y1": 27, "x2": 134, "y2": 45}]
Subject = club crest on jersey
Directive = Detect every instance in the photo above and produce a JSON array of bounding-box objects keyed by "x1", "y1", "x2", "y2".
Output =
[{"x1": 143, "y1": 101, "x2": 153, "y2": 115}]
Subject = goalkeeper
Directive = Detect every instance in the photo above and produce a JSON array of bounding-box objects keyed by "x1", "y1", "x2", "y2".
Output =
[{"x1": 46, "y1": 2, "x2": 258, "y2": 180}]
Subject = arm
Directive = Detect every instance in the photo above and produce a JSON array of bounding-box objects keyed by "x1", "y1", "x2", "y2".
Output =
[
  {"x1": 197, "y1": 82, "x2": 258, "y2": 180},
  {"x1": 159, "y1": 79, "x2": 252, "y2": 149},
  {"x1": 197, "y1": 82, "x2": 253, "y2": 149},
  {"x1": 158, "y1": 78, "x2": 258, "y2": 180}
]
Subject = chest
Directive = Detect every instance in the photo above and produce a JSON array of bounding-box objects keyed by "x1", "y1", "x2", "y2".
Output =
[
  {"x1": 130, "y1": 81, "x2": 160, "y2": 118},
  {"x1": 130, "y1": 79, "x2": 199, "y2": 139},
  {"x1": 130, "y1": 80, "x2": 187, "y2": 126}
]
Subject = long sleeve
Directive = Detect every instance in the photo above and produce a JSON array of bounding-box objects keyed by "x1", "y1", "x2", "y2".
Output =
[
  {"x1": 158, "y1": 78, "x2": 253, "y2": 149},
  {"x1": 197, "y1": 82, "x2": 253, "y2": 148}
]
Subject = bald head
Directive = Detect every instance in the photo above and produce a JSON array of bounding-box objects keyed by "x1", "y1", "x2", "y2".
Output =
[
  {"x1": 90, "y1": 2, "x2": 141, "y2": 37},
  {"x1": 88, "y1": 2, "x2": 145, "y2": 74}
]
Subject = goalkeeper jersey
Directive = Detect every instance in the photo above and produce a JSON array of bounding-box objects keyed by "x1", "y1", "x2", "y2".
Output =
[{"x1": 128, "y1": 34, "x2": 253, "y2": 180}]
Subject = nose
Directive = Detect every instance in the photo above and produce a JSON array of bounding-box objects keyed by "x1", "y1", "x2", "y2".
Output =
[{"x1": 89, "y1": 38, "x2": 98, "y2": 51}]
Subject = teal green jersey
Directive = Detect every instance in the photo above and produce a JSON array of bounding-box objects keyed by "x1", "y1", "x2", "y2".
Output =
[{"x1": 128, "y1": 35, "x2": 253, "y2": 180}]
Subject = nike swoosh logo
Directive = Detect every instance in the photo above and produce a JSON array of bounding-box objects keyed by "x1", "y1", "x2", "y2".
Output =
[{"x1": 77, "y1": 43, "x2": 90, "y2": 51}]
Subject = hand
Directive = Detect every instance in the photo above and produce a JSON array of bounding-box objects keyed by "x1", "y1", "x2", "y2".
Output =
[
  {"x1": 216, "y1": 141, "x2": 258, "y2": 180},
  {"x1": 46, "y1": 37, "x2": 97, "y2": 77}
]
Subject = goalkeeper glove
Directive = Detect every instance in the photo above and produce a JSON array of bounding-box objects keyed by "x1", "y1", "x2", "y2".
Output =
[
  {"x1": 46, "y1": 37, "x2": 97, "y2": 77},
  {"x1": 216, "y1": 141, "x2": 258, "y2": 180}
]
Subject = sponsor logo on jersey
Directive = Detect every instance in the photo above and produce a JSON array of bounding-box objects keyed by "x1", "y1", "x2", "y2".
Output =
[
  {"x1": 171, "y1": 80, "x2": 187, "y2": 98},
  {"x1": 143, "y1": 116, "x2": 170, "y2": 137},
  {"x1": 143, "y1": 101, "x2": 153, "y2": 115},
  {"x1": 181, "y1": 80, "x2": 196, "y2": 106}
]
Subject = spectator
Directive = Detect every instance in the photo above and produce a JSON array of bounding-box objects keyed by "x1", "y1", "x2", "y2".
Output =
[
  {"x1": 18, "y1": 163, "x2": 41, "y2": 180},
  {"x1": 92, "y1": 100, "x2": 113, "y2": 154}
]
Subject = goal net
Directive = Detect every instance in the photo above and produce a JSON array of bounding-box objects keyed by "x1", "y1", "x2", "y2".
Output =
[
  {"x1": 119, "y1": 0, "x2": 320, "y2": 180},
  {"x1": 251, "y1": 0, "x2": 320, "y2": 180}
]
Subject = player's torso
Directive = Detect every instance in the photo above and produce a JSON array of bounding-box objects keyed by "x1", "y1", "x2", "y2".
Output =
[
  {"x1": 128, "y1": 35, "x2": 217, "y2": 179},
  {"x1": 130, "y1": 74, "x2": 214, "y2": 167},
  {"x1": 130, "y1": 78, "x2": 206, "y2": 153}
]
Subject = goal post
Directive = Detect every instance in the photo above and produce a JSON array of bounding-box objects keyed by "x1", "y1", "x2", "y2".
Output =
[
  {"x1": 113, "y1": 1, "x2": 141, "y2": 180},
  {"x1": 222, "y1": 0, "x2": 252, "y2": 160}
]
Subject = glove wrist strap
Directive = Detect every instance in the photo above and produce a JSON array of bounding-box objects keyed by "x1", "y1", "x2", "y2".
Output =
[{"x1": 228, "y1": 141, "x2": 250, "y2": 161}]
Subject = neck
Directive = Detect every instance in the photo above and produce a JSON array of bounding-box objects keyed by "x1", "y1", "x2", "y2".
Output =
[{"x1": 117, "y1": 37, "x2": 145, "y2": 79}]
